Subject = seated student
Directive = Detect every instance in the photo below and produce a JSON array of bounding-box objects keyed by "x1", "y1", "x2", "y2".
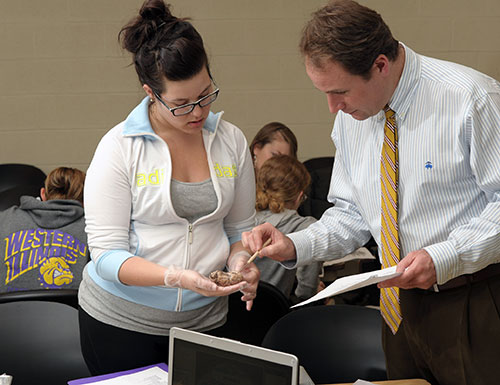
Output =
[
  {"x1": 0, "y1": 166, "x2": 88, "y2": 293},
  {"x1": 254, "y1": 155, "x2": 323, "y2": 303},
  {"x1": 250, "y1": 122, "x2": 298, "y2": 173}
]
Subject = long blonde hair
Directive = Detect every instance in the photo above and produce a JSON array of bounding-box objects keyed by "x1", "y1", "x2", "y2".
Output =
[
  {"x1": 44, "y1": 167, "x2": 86, "y2": 204},
  {"x1": 256, "y1": 155, "x2": 311, "y2": 213}
]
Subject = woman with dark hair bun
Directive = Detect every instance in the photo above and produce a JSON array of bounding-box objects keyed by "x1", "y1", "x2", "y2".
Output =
[{"x1": 79, "y1": 0, "x2": 259, "y2": 374}]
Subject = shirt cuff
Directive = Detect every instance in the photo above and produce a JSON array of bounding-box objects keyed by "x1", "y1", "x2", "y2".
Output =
[
  {"x1": 93, "y1": 249, "x2": 135, "y2": 283},
  {"x1": 287, "y1": 231, "x2": 314, "y2": 268},
  {"x1": 424, "y1": 240, "x2": 459, "y2": 284},
  {"x1": 228, "y1": 234, "x2": 241, "y2": 245}
]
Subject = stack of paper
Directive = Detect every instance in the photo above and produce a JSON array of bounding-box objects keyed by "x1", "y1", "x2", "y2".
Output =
[{"x1": 68, "y1": 363, "x2": 168, "y2": 385}]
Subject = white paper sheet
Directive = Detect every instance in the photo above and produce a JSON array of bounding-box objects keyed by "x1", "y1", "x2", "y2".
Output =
[
  {"x1": 292, "y1": 266, "x2": 401, "y2": 308},
  {"x1": 80, "y1": 367, "x2": 168, "y2": 385}
]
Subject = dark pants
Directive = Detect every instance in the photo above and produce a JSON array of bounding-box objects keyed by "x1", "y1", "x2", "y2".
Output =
[
  {"x1": 78, "y1": 307, "x2": 229, "y2": 376},
  {"x1": 382, "y1": 276, "x2": 500, "y2": 385}
]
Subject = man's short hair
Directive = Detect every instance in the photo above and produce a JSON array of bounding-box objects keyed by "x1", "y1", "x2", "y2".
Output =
[{"x1": 300, "y1": 0, "x2": 399, "y2": 78}]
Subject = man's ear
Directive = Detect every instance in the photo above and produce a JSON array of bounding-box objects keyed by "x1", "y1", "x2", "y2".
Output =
[{"x1": 372, "y1": 54, "x2": 390, "y2": 76}]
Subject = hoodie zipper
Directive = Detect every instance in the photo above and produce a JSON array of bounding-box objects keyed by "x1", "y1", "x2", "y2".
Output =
[
  {"x1": 188, "y1": 223, "x2": 193, "y2": 244},
  {"x1": 176, "y1": 222, "x2": 194, "y2": 311}
]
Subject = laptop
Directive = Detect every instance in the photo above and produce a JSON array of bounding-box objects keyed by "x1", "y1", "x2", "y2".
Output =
[{"x1": 168, "y1": 327, "x2": 315, "y2": 385}]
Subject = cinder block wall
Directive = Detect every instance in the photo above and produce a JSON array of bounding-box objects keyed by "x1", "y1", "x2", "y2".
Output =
[{"x1": 1, "y1": 0, "x2": 499, "y2": 173}]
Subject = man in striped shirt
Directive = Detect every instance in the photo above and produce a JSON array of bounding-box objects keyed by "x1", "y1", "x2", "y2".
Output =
[{"x1": 243, "y1": 1, "x2": 500, "y2": 384}]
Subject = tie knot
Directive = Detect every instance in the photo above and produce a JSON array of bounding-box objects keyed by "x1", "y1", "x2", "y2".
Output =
[{"x1": 384, "y1": 105, "x2": 395, "y2": 119}]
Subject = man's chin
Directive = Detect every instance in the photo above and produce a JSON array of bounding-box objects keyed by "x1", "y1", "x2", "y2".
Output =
[{"x1": 349, "y1": 111, "x2": 369, "y2": 121}]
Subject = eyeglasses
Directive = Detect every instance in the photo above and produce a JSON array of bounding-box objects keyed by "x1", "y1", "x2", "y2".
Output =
[{"x1": 153, "y1": 87, "x2": 220, "y2": 116}]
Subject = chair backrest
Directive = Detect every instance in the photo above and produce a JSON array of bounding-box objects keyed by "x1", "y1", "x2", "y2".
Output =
[
  {"x1": 298, "y1": 157, "x2": 334, "y2": 219},
  {"x1": 0, "y1": 299, "x2": 91, "y2": 385},
  {"x1": 223, "y1": 280, "x2": 291, "y2": 346},
  {"x1": 262, "y1": 304, "x2": 387, "y2": 384},
  {"x1": 0, "y1": 288, "x2": 79, "y2": 309},
  {"x1": 0, "y1": 184, "x2": 44, "y2": 210},
  {"x1": 0, "y1": 163, "x2": 46, "y2": 195}
]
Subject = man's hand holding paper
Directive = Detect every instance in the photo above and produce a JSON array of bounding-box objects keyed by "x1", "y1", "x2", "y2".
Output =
[{"x1": 378, "y1": 249, "x2": 437, "y2": 291}]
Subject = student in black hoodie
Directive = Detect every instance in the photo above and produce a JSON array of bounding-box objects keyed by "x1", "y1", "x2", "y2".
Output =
[{"x1": 0, "y1": 166, "x2": 88, "y2": 293}]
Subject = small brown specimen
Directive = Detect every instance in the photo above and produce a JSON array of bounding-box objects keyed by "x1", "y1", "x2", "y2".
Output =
[{"x1": 209, "y1": 270, "x2": 243, "y2": 286}]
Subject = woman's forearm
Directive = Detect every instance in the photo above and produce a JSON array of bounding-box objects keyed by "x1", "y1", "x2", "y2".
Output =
[{"x1": 118, "y1": 256, "x2": 167, "y2": 286}]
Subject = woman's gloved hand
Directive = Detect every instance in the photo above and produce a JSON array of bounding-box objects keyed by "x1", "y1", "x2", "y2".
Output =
[
  {"x1": 163, "y1": 266, "x2": 245, "y2": 297},
  {"x1": 227, "y1": 250, "x2": 261, "y2": 311}
]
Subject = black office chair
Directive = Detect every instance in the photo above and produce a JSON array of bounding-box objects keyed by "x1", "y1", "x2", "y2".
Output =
[
  {"x1": 0, "y1": 163, "x2": 47, "y2": 194},
  {"x1": 0, "y1": 288, "x2": 79, "y2": 309},
  {"x1": 0, "y1": 299, "x2": 91, "y2": 385},
  {"x1": 298, "y1": 156, "x2": 335, "y2": 220},
  {"x1": 222, "y1": 281, "x2": 291, "y2": 346},
  {"x1": 262, "y1": 304, "x2": 387, "y2": 384},
  {"x1": 0, "y1": 184, "x2": 44, "y2": 210}
]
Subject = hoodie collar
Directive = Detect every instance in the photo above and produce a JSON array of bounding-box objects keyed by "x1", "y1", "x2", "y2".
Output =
[
  {"x1": 122, "y1": 96, "x2": 220, "y2": 138},
  {"x1": 19, "y1": 195, "x2": 84, "y2": 229}
]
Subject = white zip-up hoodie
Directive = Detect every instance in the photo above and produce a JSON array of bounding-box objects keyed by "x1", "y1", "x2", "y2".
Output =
[{"x1": 83, "y1": 97, "x2": 256, "y2": 312}]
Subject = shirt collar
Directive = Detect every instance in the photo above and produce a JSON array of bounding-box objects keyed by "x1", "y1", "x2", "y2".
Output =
[
  {"x1": 387, "y1": 43, "x2": 421, "y2": 122},
  {"x1": 122, "y1": 96, "x2": 220, "y2": 138}
]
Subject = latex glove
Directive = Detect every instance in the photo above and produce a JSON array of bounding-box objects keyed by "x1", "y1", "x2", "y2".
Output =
[
  {"x1": 164, "y1": 266, "x2": 245, "y2": 297},
  {"x1": 227, "y1": 251, "x2": 260, "y2": 311}
]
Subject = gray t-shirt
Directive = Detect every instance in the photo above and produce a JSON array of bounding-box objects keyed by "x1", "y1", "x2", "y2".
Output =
[{"x1": 171, "y1": 178, "x2": 218, "y2": 223}]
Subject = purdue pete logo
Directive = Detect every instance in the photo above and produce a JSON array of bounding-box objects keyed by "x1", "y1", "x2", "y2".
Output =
[{"x1": 136, "y1": 164, "x2": 237, "y2": 187}]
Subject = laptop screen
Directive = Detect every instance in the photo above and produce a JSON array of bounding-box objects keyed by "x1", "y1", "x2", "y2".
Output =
[{"x1": 168, "y1": 327, "x2": 298, "y2": 385}]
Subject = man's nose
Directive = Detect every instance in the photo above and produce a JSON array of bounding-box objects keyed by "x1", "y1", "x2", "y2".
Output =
[{"x1": 327, "y1": 94, "x2": 345, "y2": 114}]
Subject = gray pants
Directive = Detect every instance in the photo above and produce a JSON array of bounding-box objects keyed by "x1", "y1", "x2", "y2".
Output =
[{"x1": 383, "y1": 277, "x2": 500, "y2": 385}]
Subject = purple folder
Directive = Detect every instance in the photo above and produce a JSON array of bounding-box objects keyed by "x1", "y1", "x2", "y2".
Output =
[{"x1": 67, "y1": 363, "x2": 168, "y2": 384}]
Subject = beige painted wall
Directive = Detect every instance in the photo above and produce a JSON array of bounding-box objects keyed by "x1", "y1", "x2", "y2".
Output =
[{"x1": 1, "y1": 0, "x2": 500, "y2": 174}]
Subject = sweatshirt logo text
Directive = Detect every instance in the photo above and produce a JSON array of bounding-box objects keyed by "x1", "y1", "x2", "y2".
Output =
[{"x1": 4, "y1": 228, "x2": 87, "y2": 288}]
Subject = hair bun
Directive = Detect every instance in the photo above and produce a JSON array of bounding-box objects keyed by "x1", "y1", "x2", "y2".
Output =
[
  {"x1": 139, "y1": 0, "x2": 175, "y2": 25},
  {"x1": 119, "y1": 0, "x2": 209, "y2": 89},
  {"x1": 120, "y1": 0, "x2": 182, "y2": 55}
]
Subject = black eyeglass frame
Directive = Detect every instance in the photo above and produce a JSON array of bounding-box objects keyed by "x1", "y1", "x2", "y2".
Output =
[{"x1": 153, "y1": 87, "x2": 220, "y2": 117}]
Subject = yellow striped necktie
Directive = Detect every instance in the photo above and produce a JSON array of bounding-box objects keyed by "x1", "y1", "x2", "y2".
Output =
[{"x1": 380, "y1": 105, "x2": 402, "y2": 334}]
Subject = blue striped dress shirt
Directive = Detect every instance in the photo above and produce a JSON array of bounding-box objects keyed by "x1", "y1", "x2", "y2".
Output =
[{"x1": 290, "y1": 44, "x2": 500, "y2": 285}]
